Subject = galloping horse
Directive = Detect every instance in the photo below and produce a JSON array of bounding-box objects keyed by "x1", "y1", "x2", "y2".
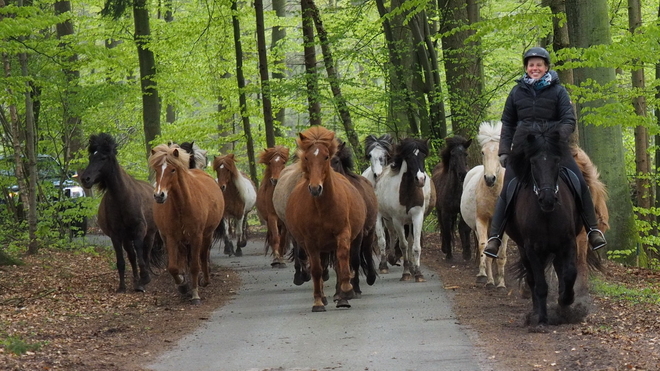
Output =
[
  {"x1": 375, "y1": 138, "x2": 433, "y2": 282},
  {"x1": 506, "y1": 122, "x2": 598, "y2": 329},
  {"x1": 361, "y1": 134, "x2": 394, "y2": 186},
  {"x1": 80, "y1": 133, "x2": 163, "y2": 293},
  {"x1": 461, "y1": 122, "x2": 508, "y2": 288},
  {"x1": 286, "y1": 126, "x2": 366, "y2": 312},
  {"x1": 212, "y1": 154, "x2": 257, "y2": 257},
  {"x1": 256, "y1": 146, "x2": 290, "y2": 267},
  {"x1": 149, "y1": 144, "x2": 225, "y2": 304},
  {"x1": 432, "y1": 136, "x2": 472, "y2": 260}
]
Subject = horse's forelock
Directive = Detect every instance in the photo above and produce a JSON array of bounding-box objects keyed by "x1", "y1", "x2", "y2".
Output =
[
  {"x1": 149, "y1": 144, "x2": 190, "y2": 170},
  {"x1": 297, "y1": 126, "x2": 337, "y2": 157},
  {"x1": 392, "y1": 138, "x2": 428, "y2": 173},
  {"x1": 89, "y1": 133, "x2": 117, "y2": 155},
  {"x1": 510, "y1": 123, "x2": 569, "y2": 179},
  {"x1": 214, "y1": 155, "x2": 239, "y2": 177},
  {"x1": 259, "y1": 145, "x2": 290, "y2": 164},
  {"x1": 477, "y1": 121, "x2": 502, "y2": 147}
]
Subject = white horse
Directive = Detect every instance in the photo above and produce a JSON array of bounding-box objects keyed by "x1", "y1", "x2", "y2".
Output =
[
  {"x1": 374, "y1": 138, "x2": 433, "y2": 282},
  {"x1": 460, "y1": 121, "x2": 508, "y2": 288}
]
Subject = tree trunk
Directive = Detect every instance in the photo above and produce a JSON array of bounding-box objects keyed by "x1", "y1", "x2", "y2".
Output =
[
  {"x1": 301, "y1": 0, "x2": 321, "y2": 126},
  {"x1": 307, "y1": 0, "x2": 361, "y2": 158},
  {"x1": 271, "y1": 0, "x2": 286, "y2": 135},
  {"x1": 375, "y1": 0, "x2": 419, "y2": 136},
  {"x1": 255, "y1": 0, "x2": 275, "y2": 147},
  {"x1": 543, "y1": 0, "x2": 574, "y2": 87},
  {"x1": 133, "y1": 0, "x2": 161, "y2": 157},
  {"x1": 163, "y1": 0, "x2": 176, "y2": 124},
  {"x1": 231, "y1": 0, "x2": 258, "y2": 186},
  {"x1": 565, "y1": 0, "x2": 637, "y2": 262},
  {"x1": 438, "y1": 0, "x2": 484, "y2": 139}
]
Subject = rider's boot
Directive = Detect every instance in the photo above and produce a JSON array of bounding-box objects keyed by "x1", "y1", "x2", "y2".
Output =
[
  {"x1": 484, "y1": 196, "x2": 508, "y2": 259},
  {"x1": 579, "y1": 187, "x2": 607, "y2": 251}
]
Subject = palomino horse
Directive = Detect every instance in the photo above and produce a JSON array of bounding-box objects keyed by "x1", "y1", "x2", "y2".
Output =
[
  {"x1": 149, "y1": 144, "x2": 225, "y2": 304},
  {"x1": 256, "y1": 146, "x2": 290, "y2": 267},
  {"x1": 432, "y1": 136, "x2": 472, "y2": 260},
  {"x1": 80, "y1": 133, "x2": 163, "y2": 293},
  {"x1": 506, "y1": 122, "x2": 600, "y2": 330},
  {"x1": 212, "y1": 154, "x2": 257, "y2": 257},
  {"x1": 461, "y1": 121, "x2": 508, "y2": 288},
  {"x1": 375, "y1": 138, "x2": 433, "y2": 282},
  {"x1": 361, "y1": 134, "x2": 394, "y2": 186},
  {"x1": 286, "y1": 126, "x2": 366, "y2": 312}
]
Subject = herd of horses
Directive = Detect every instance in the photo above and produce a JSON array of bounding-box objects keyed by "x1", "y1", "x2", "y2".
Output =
[{"x1": 80, "y1": 121, "x2": 609, "y2": 329}]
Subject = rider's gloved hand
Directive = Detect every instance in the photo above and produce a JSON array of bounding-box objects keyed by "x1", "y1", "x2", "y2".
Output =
[{"x1": 499, "y1": 154, "x2": 508, "y2": 168}]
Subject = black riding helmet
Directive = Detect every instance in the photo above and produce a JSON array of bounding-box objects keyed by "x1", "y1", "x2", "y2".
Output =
[{"x1": 523, "y1": 47, "x2": 550, "y2": 66}]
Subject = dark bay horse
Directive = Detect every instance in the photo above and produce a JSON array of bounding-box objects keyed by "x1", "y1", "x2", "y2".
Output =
[
  {"x1": 285, "y1": 126, "x2": 367, "y2": 312},
  {"x1": 80, "y1": 133, "x2": 163, "y2": 293},
  {"x1": 374, "y1": 138, "x2": 434, "y2": 282},
  {"x1": 149, "y1": 144, "x2": 225, "y2": 304},
  {"x1": 432, "y1": 136, "x2": 472, "y2": 260},
  {"x1": 212, "y1": 154, "x2": 257, "y2": 257},
  {"x1": 256, "y1": 146, "x2": 290, "y2": 267},
  {"x1": 506, "y1": 122, "x2": 598, "y2": 330}
]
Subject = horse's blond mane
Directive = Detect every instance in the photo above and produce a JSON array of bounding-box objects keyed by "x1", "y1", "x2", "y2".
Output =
[
  {"x1": 296, "y1": 126, "x2": 338, "y2": 158},
  {"x1": 259, "y1": 145, "x2": 290, "y2": 164},
  {"x1": 477, "y1": 121, "x2": 502, "y2": 147},
  {"x1": 149, "y1": 143, "x2": 191, "y2": 170}
]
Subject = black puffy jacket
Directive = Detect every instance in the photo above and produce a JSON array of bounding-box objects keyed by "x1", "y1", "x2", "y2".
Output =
[{"x1": 499, "y1": 70, "x2": 576, "y2": 156}]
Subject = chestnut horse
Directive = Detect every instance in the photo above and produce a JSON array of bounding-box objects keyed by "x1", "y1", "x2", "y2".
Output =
[
  {"x1": 149, "y1": 144, "x2": 225, "y2": 304},
  {"x1": 256, "y1": 146, "x2": 290, "y2": 267},
  {"x1": 80, "y1": 133, "x2": 163, "y2": 293},
  {"x1": 286, "y1": 126, "x2": 366, "y2": 312},
  {"x1": 461, "y1": 121, "x2": 508, "y2": 288},
  {"x1": 212, "y1": 154, "x2": 257, "y2": 257}
]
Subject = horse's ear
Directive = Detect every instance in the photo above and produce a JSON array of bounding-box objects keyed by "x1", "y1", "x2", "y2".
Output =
[
  {"x1": 173, "y1": 148, "x2": 180, "y2": 157},
  {"x1": 151, "y1": 149, "x2": 156, "y2": 155},
  {"x1": 228, "y1": 153, "x2": 235, "y2": 159},
  {"x1": 465, "y1": 139, "x2": 473, "y2": 148}
]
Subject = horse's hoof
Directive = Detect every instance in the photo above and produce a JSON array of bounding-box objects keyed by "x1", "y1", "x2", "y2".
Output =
[
  {"x1": 237, "y1": 240, "x2": 247, "y2": 248},
  {"x1": 414, "y1": 274, "x2": 425, "y2": 283},
  {"x1": 140, "y1": 274, "x2": 151, "y2": 285},
  {"x1": 496, "y1": 286, "x2": 507, "y2": 292},
  {"x1": 234, "y1": 249, "x2": 243, "y2": 257},
  {"x1": 400, "y1": 273, "x2": 412, "y2": 281},
  {"x1": 191, "y1": 298, "x2": 201, "y2": 306},
  {"x1": 134, "y1": 286, "x2": 146, "y2": 293},
  {"x1": 528, "y1": 324, "x2": 549, "y2": 334},
  {"x1": 485, "y1": 283, "x2": 495, "y2": 289},
  {"x1": 322, "y1": 270, "x2": 330, "y2": 282},
  {"x1": 353, "y1": 291, "x2": 362, "y2": 299},
  {"x1": 342, "y1": 289, "x2": 356, "y2": 300},
  {"x1": 476, "y1": 276, "x2": 487, "y2": 284},
  {"x1": 387, "y1": 255, "x2": 399, "y2": 266},
  {"x1": 367, "y1": 273, "x2": 377, "y2": 286},
  {"x1": 177, "y1": 284, "x2": 190, "y2": 295},
  {"x1": 445, "y1": 253, "x2": 453, "y2": 260},
  {"x1": 293, "y1": 274, "x2": 305, "y2": 286},
  {"x1": 336, "y1": 299, "x2": 351, "y2": 309},
  {"x1": 322, "y1": 296, "x2": 328, "y2": 306},
  {"x1": 312, "y1": 305, "x2": 326, "y2": 312},
  {"x1": 271, "y1": 261, "x2": 286, "y2": 268}
]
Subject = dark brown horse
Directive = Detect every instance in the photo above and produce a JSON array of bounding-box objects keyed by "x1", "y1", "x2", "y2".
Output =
[
  {"x1": 212, "y1": 154, "x2": 257, "y2": 257},
  {"x1": 149, "y1": 144, "x2": 225, "y2": 304},
  {"x1": 80, "y1": 133, "x2": 163, "y2": 293},
  {"x1": 432, "y1": 136, "x2": 472, "y2": 260},
  {"x1": 285, "y1": 126, "x2": 367, "y2": 312},
  {"x1": 256, "y1": 146, "x2": 290, "y2": 267}
]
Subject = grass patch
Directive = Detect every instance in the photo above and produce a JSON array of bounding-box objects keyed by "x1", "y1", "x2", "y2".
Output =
[
  {"x1": 0, "y1": 334, "x2": 45, "y2": 355},
  {"x1": 591, "y1": 276, "x2": 660, "y2": 305}
]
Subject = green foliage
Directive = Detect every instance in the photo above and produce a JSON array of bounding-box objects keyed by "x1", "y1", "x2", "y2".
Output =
[
  {"x1": 591, "y1": 276, "x2": 660, "y2": 305},
  {"x1": 0, "y1": 333, "x2": 45, "y2": 355}
]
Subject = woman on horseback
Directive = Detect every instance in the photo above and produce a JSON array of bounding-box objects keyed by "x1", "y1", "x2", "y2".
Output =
[{"x1": 483, "y1": 47, "x2": 607, "y2": 258}]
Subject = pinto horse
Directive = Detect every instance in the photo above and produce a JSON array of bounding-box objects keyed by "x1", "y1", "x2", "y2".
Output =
[
  {"x1": 506, "y1": 122, "x2": 599, "y2": 329},
  {"x1": 149, "y1": 144, "x2": 225, "y2": 304},
  {"x1": 286, "y1": 126, "x2": 366, "y2": 312},
  {"x1": 212, "y1": 154, "x2": 257, "y2": 257},
  {"x1": 432, "y1": 136, "x2": 472, "y2": 260},
  {"x1": 80, "y1": 133, "x2": 163, "y2": 293},
  {"x1": 361, "y1": 134, "x2": 393, "y2": 186},
  {"x1": 374, "y1": 138, "x2": 433, "y2": 282},
  {"x1": 461, "y1": 121, "x2": 508, "y2": 288},
  {"x1": 256, "y1": 146, "x2": 290, "y2": 267}
]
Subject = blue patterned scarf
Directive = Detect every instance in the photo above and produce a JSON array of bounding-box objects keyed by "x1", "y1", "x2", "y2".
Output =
[{"x1": 522, "y1": 72, "x2": 553, "y2": 91}]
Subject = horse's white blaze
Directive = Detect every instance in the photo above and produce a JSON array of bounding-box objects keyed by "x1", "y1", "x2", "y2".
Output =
[{"x1": 156, "y1": 162, "x2": 168, "y2": 195}]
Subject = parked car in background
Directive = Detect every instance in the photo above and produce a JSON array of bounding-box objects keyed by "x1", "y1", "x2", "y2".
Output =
[{"x1": 0, "y1": 154, "x2": 88, "y2": 236}]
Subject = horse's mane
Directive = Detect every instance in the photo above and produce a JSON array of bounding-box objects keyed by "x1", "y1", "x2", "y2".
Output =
[
  {"x1": 213, "y1": 154, "x2": 240, "y2": 178},
  {"x1": 440, "y1": 136, "x2": 469, "y2": 166},
  {"x1": 333, "y1": 139, "x2": 358, "y2": 177},
  {"x1": 149, "y1": 143, "x2": 191, "y2": 170},
  {"x1": 87, "y1": 133, "x2": 120, "y2": 192},
  {"x1": 391, "y1": 138, "x2": 429, "y2": 173},
  {"x1": 259, "y1": 145, "x2": 290, "y2": 164},
  {"x1": 364, "y1": 134, "x2": 393, "y2": 159},
  {"x1": 477, "y1": 121, "x2": 502, "y2": 146},
  {"x1": 296, "y1": 126, "x2": 338, "y2": 158},
  {"x1": 509, "y1": 122, "x2": 571, "y2": 181}
]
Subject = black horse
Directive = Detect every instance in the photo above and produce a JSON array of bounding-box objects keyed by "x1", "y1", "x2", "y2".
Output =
[
  {"x1": 80, "y1": 134, "x2": 163, "y2": 292},
  {"x1": 432, "y1": 136, "x2": 472, "y2": 260},
  {"x1": 506, "y1": 122, "x2": 586, "y2": 330}
]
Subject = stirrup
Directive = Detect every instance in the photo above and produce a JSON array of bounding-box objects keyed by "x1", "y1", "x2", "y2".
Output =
[
  {"x1": 484, "y1": 236, "x2": 502, "y2": 259},
  {"x1": 587, "y1": 229, "x2": 607, "y2": 251}
]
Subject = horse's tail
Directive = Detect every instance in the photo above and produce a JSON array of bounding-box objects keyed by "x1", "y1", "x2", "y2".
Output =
[
  {"x1": 213, "y1": 218, "x2": 226, "y2": 245},
  {"x1": 150, "y1": 231, "x2": 167, "y2": 272}
]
